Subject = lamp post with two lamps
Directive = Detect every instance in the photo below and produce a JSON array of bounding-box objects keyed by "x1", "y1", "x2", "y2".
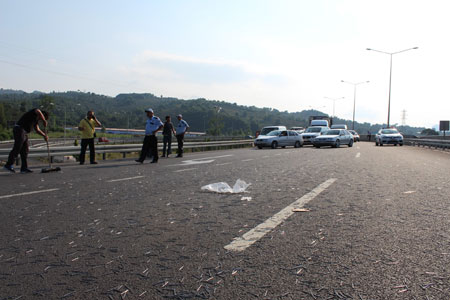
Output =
[
  {"x1": 366, "y1": 47, "x2": 418, "y2": 127},
  {"x1": 341, "y1": 80, "x2": 369, "y2": 130}
]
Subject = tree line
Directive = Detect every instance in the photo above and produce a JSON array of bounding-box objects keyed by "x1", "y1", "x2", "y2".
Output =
[{"x1": 0, "y1": 89, "x2": 426, "y2": 140}]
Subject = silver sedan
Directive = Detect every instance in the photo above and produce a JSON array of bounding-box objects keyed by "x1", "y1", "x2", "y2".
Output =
[
  {"x1": 255, "y1": 130, "x2": 304, "y2": 149},
  {"x1": 312, "y1": 129, "x2": 354, "y2": 148}
]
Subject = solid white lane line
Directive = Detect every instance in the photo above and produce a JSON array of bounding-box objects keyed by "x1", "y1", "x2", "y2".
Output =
[
  {"x1": 107, "y1": 176, "x2": 144, "y2": 182},
  {"x1": 173, "y1": 168, "x2": 198, "y2": 173},
  {"x1": 241, "y1": 159, "x2": 254, "y2": 162},
  {"x1": 224, "y1": 178, "x2": 337, "y2": 252},
  {"x1": 356, "y1": 152, "x2": 361, "y2": 158},
  {"x1": 0, "y1": 188, "x2": 60, "y2": 199},
  {"x1": 216, "y1": 162, "x2": 232, "y2": 166}
]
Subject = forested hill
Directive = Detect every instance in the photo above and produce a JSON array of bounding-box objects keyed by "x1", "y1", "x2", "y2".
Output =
[{"x1": 0, "y1": 90, "x2": 425, "y2": 139}]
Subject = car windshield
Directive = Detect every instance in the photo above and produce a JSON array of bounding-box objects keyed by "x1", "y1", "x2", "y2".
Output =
[
  {"x1": 260, "y1": 127, "x2": 278, "y2": 135},
  {"x1": 267, "y1": 130, "x2": 281, "y2": 136},
  {"x1": 322, "y1": 130, "x2": 341, "y2": 135},
  {"x1": 305, "y1": 127, "x2": 322, "y2": 133},
  {"x1": 349, "y1": 130, "x2": 357, "y2": 134},
  {"x1": 381, "y1": 129, "x2": 398, "y2": 134}
]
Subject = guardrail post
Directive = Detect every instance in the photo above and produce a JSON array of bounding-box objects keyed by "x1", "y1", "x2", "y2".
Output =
[
  {"x1": 122, "y1": 152, "x2": 126, "y2": 158},
  {"x1": 103, "y1": 153, "x2": 106, "y2": 160}
]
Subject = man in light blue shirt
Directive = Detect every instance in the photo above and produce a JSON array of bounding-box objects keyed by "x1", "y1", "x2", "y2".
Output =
[
  {"x1": 136, "y1": 108, "x2": 163, "y2": 163},
  {"x1": 175, "y1": 114, "x2": 189, "y2": 157}
]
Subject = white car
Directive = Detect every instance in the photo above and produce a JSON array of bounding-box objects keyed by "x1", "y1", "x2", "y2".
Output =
[
  {"x1": 255, "y1": 130, "x2": 303, "y2": 149},
  {"x1": 375, "y1": 128, "x2": 403, "y2": 146},
  {"x1": 259, "y1": 126, "x2": 287, "y2": 136},
  {"x1": 301, "y1": 126, "x2": 329, "y2": 145},
  {"x1": 312, "y1": 129, "x2": 354, "y2": 148}
]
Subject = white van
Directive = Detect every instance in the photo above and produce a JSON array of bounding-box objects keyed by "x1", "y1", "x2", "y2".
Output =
[
  {"x1": 331, "y1": 124, "x2": 348, "y2": 129},
  {"x1": 259, "y1": 126, "x2": 287, "y2": 136},
  {"x1": 310, "y1": 120, "x2": 329, "y2": 127}
]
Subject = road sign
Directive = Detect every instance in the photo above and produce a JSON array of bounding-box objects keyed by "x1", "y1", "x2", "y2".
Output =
[
  {"x1": 440, "y1": 120, "x2": 449, "y2": 138},
  {"x1": 440, "y1": 120, "x2": 449, "y2": 131}
]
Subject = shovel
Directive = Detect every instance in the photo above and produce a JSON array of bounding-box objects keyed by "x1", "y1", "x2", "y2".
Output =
[{"x1": 41, "y1": 132, "x2": 61, "y2": 173}]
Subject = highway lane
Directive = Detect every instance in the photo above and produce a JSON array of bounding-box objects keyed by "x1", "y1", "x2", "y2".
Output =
[{"x1": 1, "y1": 143, "x2": 450, "y2": 299}]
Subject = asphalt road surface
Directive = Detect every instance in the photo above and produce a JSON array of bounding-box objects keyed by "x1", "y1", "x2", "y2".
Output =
[{"x1": 1, "y1": 142, "x2": 450, "y2": 299}]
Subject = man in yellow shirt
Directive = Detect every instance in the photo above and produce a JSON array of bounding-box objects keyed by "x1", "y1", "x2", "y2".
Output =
[{"x1": 78, "y1": 111, "x2": 102, "y2": 165}]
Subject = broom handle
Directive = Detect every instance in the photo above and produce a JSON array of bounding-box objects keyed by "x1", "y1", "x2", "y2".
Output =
[{"x1": 45, "y1": 128, "x2": 51, "y2": 167}]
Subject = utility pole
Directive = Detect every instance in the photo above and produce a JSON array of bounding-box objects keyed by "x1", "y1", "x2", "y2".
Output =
[{"x1": 401, "y1": 109, "x2": 407, "y2": 126}]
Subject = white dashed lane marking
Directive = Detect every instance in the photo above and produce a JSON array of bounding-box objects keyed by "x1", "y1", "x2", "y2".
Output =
[
  {"x1": 173, "y1": 168, "x2": 198, "y2": 173},
  {"x1": 356, "y1": 152, "x2": 361, "y2": 158},
  {"x1": 0, "y1": 188, "x2": 60, "y2": 199},
  {"x1": 107, "y1": 176, "x2": 144, "y2": 183},
  {"x1": 216, "y1": 162, "x2": 232, "y2": 166},
  {"x1": 241, "y1": 159, "x2": 254, "y2": 162},
  {"x1": 224, "y1": 178, "x2": 337, "y2": 252}
]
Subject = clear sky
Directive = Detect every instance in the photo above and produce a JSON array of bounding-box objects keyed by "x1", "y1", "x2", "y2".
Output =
[{"x1": 1, "y1": 0, "x2": 449, "y2": 128}]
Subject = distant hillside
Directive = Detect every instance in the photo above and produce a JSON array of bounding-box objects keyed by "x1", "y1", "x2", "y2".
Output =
[
  {"x1": 0, "y1": 88, "x2": 26, "y2": 95},
  {"x1": 0, "y1": 89, "x2": 425, "y2": 139}
]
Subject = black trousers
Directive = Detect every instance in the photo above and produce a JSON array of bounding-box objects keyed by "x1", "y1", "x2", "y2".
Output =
[
  {"x1": 162, "y1": 135, "x2": 172, "y2": 156},
  {"x1": 139, "y1": 135, "x2": 158, "y2": 162},
  {"x1": 80, "y1": 138, "x2": 96, "y2": 164},
  {"x1": 6, "y1": 125, "x2": 29, "y2": 170},
  {"x1": 176, "y1": 134, "x2": 184, "y2": 155}
]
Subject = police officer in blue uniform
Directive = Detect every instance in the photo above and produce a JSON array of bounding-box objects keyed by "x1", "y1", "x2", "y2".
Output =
[
  {"x1": 136, "y1": 108, "x2": 163, "y2": 164},
  {"x1": 175, "y1": 114, "x2": 190, "y2": 158}
]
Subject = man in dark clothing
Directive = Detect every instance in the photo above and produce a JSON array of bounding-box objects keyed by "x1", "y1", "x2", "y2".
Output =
[
  {"x1": 4, "y1": 108, "x2": 49, "y2": 173},
  {"x1": 162, "y1": 116, "x2": 176, "y2": 158}
]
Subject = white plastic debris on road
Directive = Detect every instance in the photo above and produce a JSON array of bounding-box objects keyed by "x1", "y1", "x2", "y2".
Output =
[{"x1": 201, "y1": 179, "x2": 251, "y2": 194}]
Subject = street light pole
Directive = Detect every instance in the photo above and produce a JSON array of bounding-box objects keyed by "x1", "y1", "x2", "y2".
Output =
[
  {"x1": 64, "y1": 106, "x2": 66, "y2": 144},
  {"x1": 341, "y1": 80, "x2": 369, "y2": 130},
  {"x1": 366, "y1": 47, "x2": 418, "y2": 127},
  {"x1": 324, "y1": 96, "x2": 345, "y2": 118}
]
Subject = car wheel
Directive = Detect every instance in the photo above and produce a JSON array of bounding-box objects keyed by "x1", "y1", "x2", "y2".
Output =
[
  {"x1": 271, "y1": 141, "x2": 278, "y2": 149},
  {"x1": 333, "y1": 140, "x2": 340, "y2": 148},
  {"x1": 380, "y1": 143, "x2": 383, "y2": 146},
  {"x1": 281, "y1": 146, "x2": 286, "y2": 148},
  {"x1": 400, "y1": 143, "x2": 403, "y2": 146},
  {"x1": 294, "y1": 141, "x2": 301, "y2": 148},
  {"x1": 257, "y1": 146, "x2": 263, "y2": 149},
  {"x1": 314, "y1": 145, "x2": 320, "y2": 148},
  {"x1": 394, "y1": 143, "x2": 397, "y2": 146},
  {"x1": 348, "y1": 140, "x2": 353, "y2": 147}
]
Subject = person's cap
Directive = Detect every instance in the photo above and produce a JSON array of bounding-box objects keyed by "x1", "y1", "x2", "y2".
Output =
[
  {"x1": 145, "y1": 108, "x2": 153, "y2": 113},
  {"x1": 177, "y1": 114, "x2": 182, "y2": 118}
]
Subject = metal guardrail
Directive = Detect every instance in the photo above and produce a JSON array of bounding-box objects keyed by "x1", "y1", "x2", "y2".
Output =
[
  {"x1": 0, "y1": 140, "x2": 254, "y2": 161},
  {"x1": 405, "y1": 138, "x2": 450, "y2": 150}
]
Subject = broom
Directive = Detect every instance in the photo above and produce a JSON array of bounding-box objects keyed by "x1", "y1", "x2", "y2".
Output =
[{"x1": 41, "y1": 130, "x2": 61, "y2": 173}]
